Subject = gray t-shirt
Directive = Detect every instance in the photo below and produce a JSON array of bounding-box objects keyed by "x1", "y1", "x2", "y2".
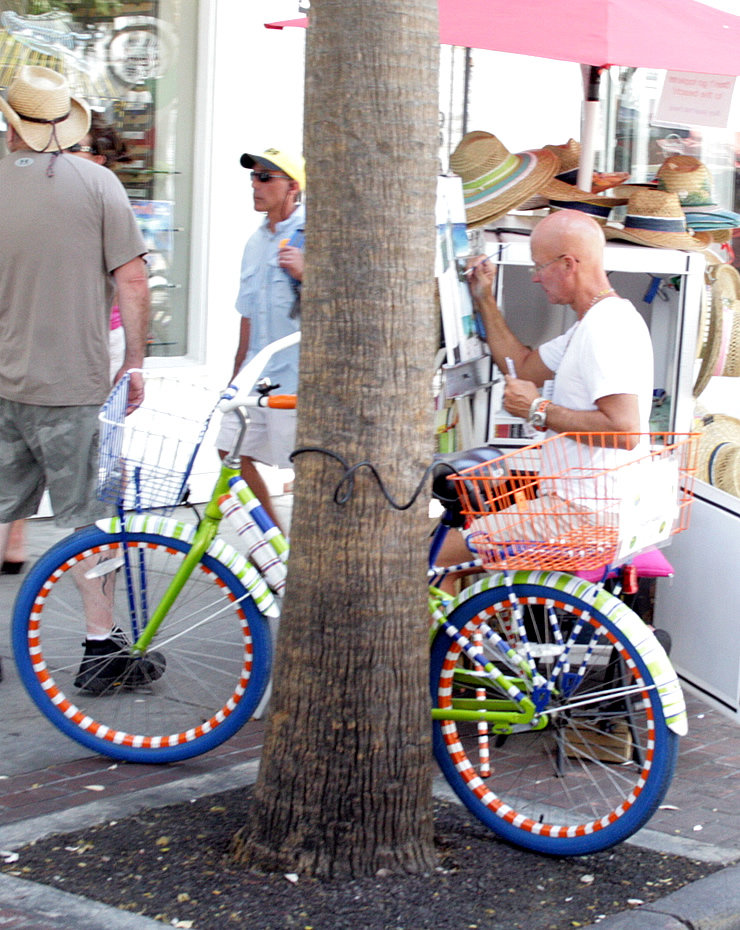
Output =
[{"x1": 0, "y1": 149, "x2": 146, "y2": 406}]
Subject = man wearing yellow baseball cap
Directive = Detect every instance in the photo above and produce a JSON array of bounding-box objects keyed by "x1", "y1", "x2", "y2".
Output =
[{"x1": 216, "y1": 146, "x2": 306, "y2": 531}]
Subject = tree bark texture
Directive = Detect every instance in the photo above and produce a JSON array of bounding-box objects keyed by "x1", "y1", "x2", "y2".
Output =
[{"x1": 232, "y1": 0, "x2": 440, "y2": 879}]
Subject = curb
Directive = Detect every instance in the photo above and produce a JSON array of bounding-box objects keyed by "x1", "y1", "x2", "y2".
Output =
[
  {"x1": 0, "y1": 871, "x2": 165, "y2": 930},
  {"x1": 582, "y1": 863, "x2": 740, "y2": 929}
]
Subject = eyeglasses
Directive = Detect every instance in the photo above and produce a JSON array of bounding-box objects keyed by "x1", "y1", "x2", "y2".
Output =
[
  {"x1": 66, "y1": 144, "x2": 95, "y2": 154},
  {"x1": 529, "y1": 254, "x2": 567, "y2": 276},
  {"x1": 250, "y1": 170, "x2": 289, "y2": 183}
]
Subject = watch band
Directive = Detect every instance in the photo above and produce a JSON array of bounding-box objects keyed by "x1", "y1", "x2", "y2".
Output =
[
  {"x1": 527, "y1": 396, "x2": 544, "y2": 422},
  {"x1": 530, "y1": 398, "x2": 551, "y2": 432}
]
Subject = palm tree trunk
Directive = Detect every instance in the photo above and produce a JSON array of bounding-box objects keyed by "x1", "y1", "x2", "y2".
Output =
[{"x1": 232, "y1": 0, "x2": 440, "y2": 878}]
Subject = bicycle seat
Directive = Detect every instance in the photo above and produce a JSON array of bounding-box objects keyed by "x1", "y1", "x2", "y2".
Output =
[{"x1": 432, "y1": 447, "x2": 505, "y2": 528}]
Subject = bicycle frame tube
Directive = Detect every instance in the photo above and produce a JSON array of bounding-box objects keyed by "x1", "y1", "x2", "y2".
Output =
[{"x1": 130, "y1": 462, "x2": 241, "y2": 654}]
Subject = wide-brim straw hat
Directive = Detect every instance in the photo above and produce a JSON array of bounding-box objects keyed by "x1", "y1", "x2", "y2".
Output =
[
  {"x1": 604, "y1": 189, "x2": 712, "y2": 250},
  {"x1": 708, "y1": 441, "x2": 740, "y2": 496},
  {"x1": 541, "y1": 138, "x2": 630, "y2": 202},
  {"x1": 656, "y1": 154, "x2": 740, "y2": 233},
  {"x1": 656, "y1": 155, "x2": 715, "y2": 208},
  {"x1": 449, "y1": 131, "x2": 559, "y2": 228},
  {"x1": 694, "y1": 408, "x2": 740, "y2": 490},
  {"x1": 0, "y1": 65, "x2": 90, "y2": 152},
  {"x1": 694, "y1": 262, "x2": 740, "y2": 397},
  {"x1": 547, "y1": 195, "x2": 625, "y2": 225}
]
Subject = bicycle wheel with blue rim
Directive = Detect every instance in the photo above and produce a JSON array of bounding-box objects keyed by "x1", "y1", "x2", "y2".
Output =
[
  {"x1": 430, "y1": 572, "x2": 679, "y2": 856},
  {"x1": 12, "y1": 524, "x2": 272, "y2": 764}
]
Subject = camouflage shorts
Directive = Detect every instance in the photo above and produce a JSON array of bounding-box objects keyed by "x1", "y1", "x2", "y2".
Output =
[{"x1": 0, "y1": 399, "x2": 107, "y2": 527}]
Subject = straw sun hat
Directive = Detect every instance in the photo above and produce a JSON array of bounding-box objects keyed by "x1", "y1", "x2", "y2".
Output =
[
  {"x1": 604, "y1": 188, "x2": 712, "y2": 250},
  {"x1": 542, "y1": 138, "x2": 630, "y2": 201},
  {"x1": 657, "y1": 155, "x2": 714, "y2": 207},
  {"x1": 656, "y1": 155, "x2": 740, "y2": 235},
  {"x1": 449, "y1": 131, "x2": 559, "y2": 228},
  {"x1": 516, "y1": 138, "x2": 629, "y2": 220},
  {"x1": 0, "y1": 65, "x2": 90, "y2": 152},
  {"x1": 694, "y1": 408, "x2": 740, "y2": 496},
  {"x1": 693, "y1": 262, "x2": 740, "y2": 398}
]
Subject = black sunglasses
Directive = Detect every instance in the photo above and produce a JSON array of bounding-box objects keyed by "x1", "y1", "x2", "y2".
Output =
[
  {"x1": 66, "y1": 143, "x2": 96, "y2": 154},
  {"x1": 250, "y1": 170, "x2": 289, "y2": 183}
]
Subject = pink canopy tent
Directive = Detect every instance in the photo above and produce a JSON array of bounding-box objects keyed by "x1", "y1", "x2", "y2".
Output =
[{"x1": 267, "y1": 0, "x2": 740, "y2": 188}]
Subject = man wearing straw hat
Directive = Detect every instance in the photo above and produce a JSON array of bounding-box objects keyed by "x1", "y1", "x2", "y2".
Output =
[
  {"x1": 439, "y1": 208, "x2": 654, "y2": 570},
  {"x1": 0, "y1": 66, "x2": 149, "y2": 686}
]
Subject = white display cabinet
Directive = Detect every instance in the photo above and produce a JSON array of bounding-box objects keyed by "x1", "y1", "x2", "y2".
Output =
[{"x1": 654, "y1": 483, "x2": 740, "y2": 716}]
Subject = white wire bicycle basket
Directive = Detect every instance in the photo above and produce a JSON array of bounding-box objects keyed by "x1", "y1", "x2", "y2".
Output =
[{"x1": 98, "y1": 370, "x2": 220, "y2": 513}]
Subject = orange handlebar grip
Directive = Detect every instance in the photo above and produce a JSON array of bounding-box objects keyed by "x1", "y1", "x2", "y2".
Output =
[{"x1": 265, "y1": 394, "x2": 297, "y2": 409}]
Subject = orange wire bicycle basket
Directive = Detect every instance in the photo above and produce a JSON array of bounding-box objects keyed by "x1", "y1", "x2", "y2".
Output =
[{"x1": 451, "y1": 432, "x2": 698, "y2": 573}]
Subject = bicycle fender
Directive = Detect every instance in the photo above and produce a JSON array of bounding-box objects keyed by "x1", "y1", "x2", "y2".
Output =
[
  {"x1": 96, "y1": 515, "x2": 280, "y2": 619},
  {"x1": 439, "y1": 570, "x2": 688, "y2": 737}
]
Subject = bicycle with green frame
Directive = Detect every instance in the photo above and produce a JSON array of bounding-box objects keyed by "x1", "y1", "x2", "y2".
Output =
[{"x1": 11, "y1": 332, "x2": 697, "y2": 856}]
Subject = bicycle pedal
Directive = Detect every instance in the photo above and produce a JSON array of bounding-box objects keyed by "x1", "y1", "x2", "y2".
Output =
[{"x1": 565, "y1": 719, "x2": 633, "y2": 764}]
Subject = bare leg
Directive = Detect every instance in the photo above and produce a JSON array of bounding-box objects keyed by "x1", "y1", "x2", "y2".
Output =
[
  {"x1": 435, "y1": 529, "x2": 483, "y2": 595},
  {"x1": 4, "y1": 520, "x2": 26, "y2": 563},
  {"x1": 71, "y1": 554, "x2": 118, "y2": 638},
  {"x1": 0, "y1": 523, "x2": 10, "y2": 567},
  {"x1": 218, "y1": 450, "x2": 284, "y2": 532}
]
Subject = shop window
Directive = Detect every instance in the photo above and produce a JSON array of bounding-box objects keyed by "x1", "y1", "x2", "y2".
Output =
[
  {"x1": 0, "y1": 0, "x2": 197, "y2": 358},
  {"x1": 606, "y1": 66, "x2": 736, "y2": 218}
]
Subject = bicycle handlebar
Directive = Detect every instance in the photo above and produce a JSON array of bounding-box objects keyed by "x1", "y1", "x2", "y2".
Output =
[
  {"x1": 218, "y1": 331, "x2": 301, "y2": 413},
  {"x1": 242, "y1": 393, "x2": 296, "y2": 409}
]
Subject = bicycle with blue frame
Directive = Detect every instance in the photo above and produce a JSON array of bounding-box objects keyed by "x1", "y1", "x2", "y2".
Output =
[{"x1": 11, "y1": 332, "x2": 697, "y2": 855}]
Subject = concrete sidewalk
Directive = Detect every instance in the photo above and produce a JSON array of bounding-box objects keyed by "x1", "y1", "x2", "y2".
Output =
[{"x1": 2, "y1": 514, "x2": 740, "y2": 929}]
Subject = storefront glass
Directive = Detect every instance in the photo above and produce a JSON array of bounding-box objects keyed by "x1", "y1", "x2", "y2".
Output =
[
  {"x1": 606, "y1": 66, "x2": 737, "y2": 217},
  {"x1": 0, "y1": 0, "x2": 197, "y2": 359}
]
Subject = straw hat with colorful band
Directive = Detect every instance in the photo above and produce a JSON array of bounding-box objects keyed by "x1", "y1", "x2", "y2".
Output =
[
  {"x1": 240, "y1": 147, "x2": 306, "y2": 191},
  {"x1": 694, "y1": 410, "x2": 740, "y2": 485},
  {"x1": 449, "y1": 131, "x2": 559, "y2": 228},
  {"x1": 655, "y1": 154, "x2": 740, "y2": 232},
  {"x1": 604, "y1": 189, "x2": 711, "y2": 250},
  {"x1": 656, "y1": 155, "x2": 715, "y2": 208},
  {"x1": 693, "y1": 263, "x2": 740, "y2": 397},
  {"x1": 0, "y1": 65, "x2": 90, "y2": 152}
]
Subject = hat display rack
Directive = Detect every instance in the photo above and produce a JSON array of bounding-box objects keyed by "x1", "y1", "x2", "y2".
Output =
[{"x1": 449, "y1": 130, "x2": 740, "y2": 251}]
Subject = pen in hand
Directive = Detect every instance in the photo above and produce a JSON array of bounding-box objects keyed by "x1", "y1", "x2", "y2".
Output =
[{"x1": 505, "y1": 357, "x2": 517, "y2": 377}]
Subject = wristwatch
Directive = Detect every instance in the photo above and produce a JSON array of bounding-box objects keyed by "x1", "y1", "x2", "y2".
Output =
[{"x1": 528, "y1": 397, "x2": 551, "y2": 432}]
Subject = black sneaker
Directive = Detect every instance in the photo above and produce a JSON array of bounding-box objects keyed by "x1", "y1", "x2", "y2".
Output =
[{"x1": 74, "y1": 628, "x2": 166, "y2": 695}]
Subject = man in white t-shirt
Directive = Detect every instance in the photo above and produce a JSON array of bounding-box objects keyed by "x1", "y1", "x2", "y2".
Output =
[{"x1": 440, "y1": 208, "x2": 653, "y2": 566}]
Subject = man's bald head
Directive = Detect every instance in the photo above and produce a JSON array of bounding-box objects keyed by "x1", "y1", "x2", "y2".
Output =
[{"x1": 531, "y1": 209, "x2": 606, "y2": 269}]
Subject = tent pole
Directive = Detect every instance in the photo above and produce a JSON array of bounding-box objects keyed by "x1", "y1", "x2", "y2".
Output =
[
  {"x1": 462, "y1": 47, "x2": 471, "y2": 136},
  {"x1": 577, "y1": 65, "x2": 604, "y2": 192}
]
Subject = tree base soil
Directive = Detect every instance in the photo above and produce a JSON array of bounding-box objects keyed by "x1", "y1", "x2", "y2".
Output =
[{"x1": 1, "y1": 786, "x2": 724, "y2": 930}]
